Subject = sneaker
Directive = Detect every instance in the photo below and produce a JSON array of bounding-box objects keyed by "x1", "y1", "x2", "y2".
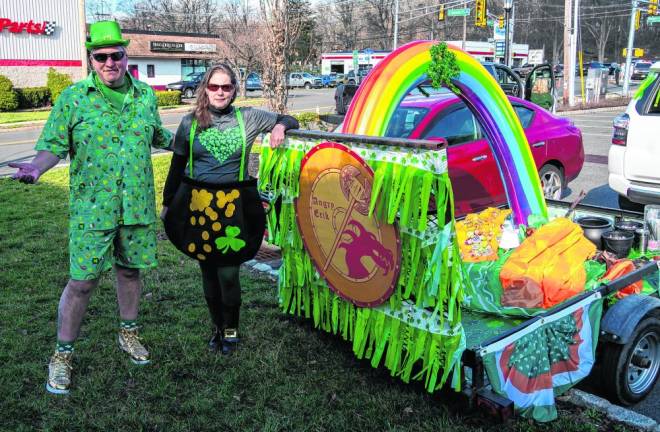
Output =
[
  {"x1": 46, "y1": 351, "x2": 73, "y2": 395},
  {"x1": 221, "y1": 328, "x2": 239, "y2": 355},
  {"x1": 118, "y1": 328, "x2": 151, "y2": 365}
]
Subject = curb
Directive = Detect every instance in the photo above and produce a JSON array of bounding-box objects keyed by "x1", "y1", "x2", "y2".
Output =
[
  {"x1": 557, "y1": 105, "x2": 627, "y2": 115},
  {"x1": 245, "y1": 248, "x2": 659, "y2": 431},
  {"x1": 560, "y1": 389, "x2": 660, "y2": 431}
]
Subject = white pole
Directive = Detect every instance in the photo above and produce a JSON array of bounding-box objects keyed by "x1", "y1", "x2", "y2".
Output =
[
  {"x1": 393, "y1": 0, "x2": 400, "y2": 50},
  {"x1": 568, "y1": 0, "x2": 578, "y2": 106},
  {"x1": 623, "y1": 0, "x2": 637, "y2": 96},
  {"x1": 462, "y1": 2, "x2": 467, "y2": 50},
  {"x1": 563, "y1": 0, "x2": 572, "y2": 104},
  {"x1": 509, "y1": 2, "x2": 515, "y2": 67}
]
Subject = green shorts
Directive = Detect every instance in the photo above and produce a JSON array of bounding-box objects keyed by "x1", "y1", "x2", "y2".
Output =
[{"x1": 69, "y1": 223, "x2": 158, "y2": 280}]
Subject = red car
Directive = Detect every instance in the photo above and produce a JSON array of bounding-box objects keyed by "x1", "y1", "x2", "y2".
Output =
[{"x1": 384, "y1": 91, "x2": 584, "y2": 216}]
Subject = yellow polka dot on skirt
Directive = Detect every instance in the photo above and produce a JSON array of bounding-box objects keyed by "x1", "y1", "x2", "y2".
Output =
[
  {"x1": 188, "y1": 243, "x2": 196, "y2": 253},
  {"x1": 197, "y1": 254, "x2": 206, "y2": 260},
  {"x1": 203, "y1": 244, "x2": 212, "y2": 253},
  {"x1": 212, "y1": 222, "x2": 221, "y2": 231},
  {"x1": 190, "y1": 216, "x2": 196, "y2": 226},
  {"x1": 202, "y1": 231, "x2": 209, "y2": 240}
]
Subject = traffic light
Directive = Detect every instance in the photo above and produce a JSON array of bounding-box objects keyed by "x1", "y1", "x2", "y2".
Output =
[
  {"x1": 475, "y1": 0, "x2": 487, "y2": 27},
  {"x1": 635, "y1": 9, "x2": 641, "y2": 30},
  {"x1": 650, "y1": 0, "x2": 658, "y2": 16},
  {"x1": 438, "y1": 4, "x2": 445, "y2": 21},
  {"x1": 498, "y1": 15, "x2": 504, "y2": 28}
]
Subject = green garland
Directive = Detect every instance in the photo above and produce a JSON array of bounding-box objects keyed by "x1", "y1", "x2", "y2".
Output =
[
  {"x1": 427, "y1": 42, "x2": 461, "y2": 94},
  {"x1": 258, "y1": 137, "x2": 465, "y2": 392}
]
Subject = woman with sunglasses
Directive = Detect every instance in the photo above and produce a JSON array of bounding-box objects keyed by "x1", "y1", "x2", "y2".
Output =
[{"x1": 162, "y1": 63, "x2": 298, "y2": 354}]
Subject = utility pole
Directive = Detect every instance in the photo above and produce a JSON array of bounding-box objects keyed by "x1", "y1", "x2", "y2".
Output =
[
  {"x1": 623, "y1": 0, "x2": 637, "y2": 96},
  {"x1": 462, "y1": 1, "x2": 467, "y2": 50},
  {"x1": 568, "y1": 0, "x2": 579, "y2": 106},
  {"x1": 393, "y1": 0, "x2": 400, "y2": 50},
  {"x1": 563, "y1": 0, "x2": 572, "y2": 105},
  {"x1": 503, "y1": 1, "x2": 513, "y2": 66}
]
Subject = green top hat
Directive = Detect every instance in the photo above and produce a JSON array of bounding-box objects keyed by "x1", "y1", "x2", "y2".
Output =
[{"x1": 86, "y1": 21, "x2": 130, "y2": 50}]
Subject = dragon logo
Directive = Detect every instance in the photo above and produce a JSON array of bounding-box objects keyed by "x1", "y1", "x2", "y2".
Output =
[{"x1": 296, "y1": 142, "x2": 400, "y2": 307}]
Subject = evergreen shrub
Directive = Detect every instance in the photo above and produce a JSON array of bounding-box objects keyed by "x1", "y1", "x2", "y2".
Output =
[
  {"x1": 16, "y1": 87, "x2": 51, "y2": 109},
  {"x1": 0, "y1": 75, "x2": 19, "y2": 111},
  {"x1": 46, "y1": 67, "x2": 73, "y2": 103},
  {"x1": 156, "y1": 90, "x2": 181, "y2": 106}
]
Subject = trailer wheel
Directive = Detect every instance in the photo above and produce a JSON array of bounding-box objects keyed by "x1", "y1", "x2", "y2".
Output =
[{"x1": 602, "y1": 316, "x2": 660, "y2": 406}]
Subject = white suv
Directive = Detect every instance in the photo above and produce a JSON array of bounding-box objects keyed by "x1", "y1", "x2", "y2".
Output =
[{"x1": 608, "y1": 62, "x2": 660, "y2": 210}]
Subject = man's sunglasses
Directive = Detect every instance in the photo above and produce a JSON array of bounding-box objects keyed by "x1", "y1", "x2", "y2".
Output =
[
  {"x1": 207, "y1": 83, "x2": 235, "y2": 92},
  {"x1": 91, "y1": 51, "x2": 125, "y2": 63}
]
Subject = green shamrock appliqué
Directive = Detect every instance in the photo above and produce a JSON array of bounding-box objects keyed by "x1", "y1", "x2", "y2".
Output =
[{"x1": 215, "y1": 225, "x2": 246, "y2": 253}]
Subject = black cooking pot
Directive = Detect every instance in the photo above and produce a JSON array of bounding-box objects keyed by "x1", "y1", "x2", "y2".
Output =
[
  {"x1": 602, "y1": 230, "x2": 635, "y2": 258},
  {"x1": 576, "y1": 216, "x2": 612, "y2": 249},
  {"x1": 614, "y1": 220, "x2": 644, "y2": 247}
]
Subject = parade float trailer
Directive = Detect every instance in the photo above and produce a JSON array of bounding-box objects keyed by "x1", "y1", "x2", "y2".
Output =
[{"x1": 256, "y1": 41, "x2": 660, "y2": 422}]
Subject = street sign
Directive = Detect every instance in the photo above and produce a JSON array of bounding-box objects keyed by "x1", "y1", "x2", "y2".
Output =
[
  {"x1": 495, "y1": 41, "x2": 505, "y2": 56},
  {"x1": 447, "y1": 8, "x2": 471, "y2": 17},
  {"x1": 648, "y1": 16, "x2": 660, "y2": 24}
]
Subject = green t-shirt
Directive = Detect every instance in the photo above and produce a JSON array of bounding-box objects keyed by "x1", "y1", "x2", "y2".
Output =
[{"x1": 94, "y1": 74, "x2": 131, "y2": 112}]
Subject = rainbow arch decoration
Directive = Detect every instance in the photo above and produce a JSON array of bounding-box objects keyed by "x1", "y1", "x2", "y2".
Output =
[{"x1": 342, "y1": 40, "x2": 548, "y2": 225}]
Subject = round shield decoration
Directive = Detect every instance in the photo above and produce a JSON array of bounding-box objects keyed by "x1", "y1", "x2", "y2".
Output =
[{"x1": 296, "y1": 142, "x2": 401, "y2": 307}]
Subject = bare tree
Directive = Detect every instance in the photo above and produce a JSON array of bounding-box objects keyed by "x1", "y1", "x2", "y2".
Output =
[
  {"x1": 216, "y1": 0, "x2": 265, "y2": 97},
  {"x1": 258, "y1": 0, "x2": 307, "y2": 113},
  {"x1": 120, "y1": 0, "x2": 219, "y2": 33},
  {"x1": 363, "y1": 0, "x2": 395, "y2": 50}
]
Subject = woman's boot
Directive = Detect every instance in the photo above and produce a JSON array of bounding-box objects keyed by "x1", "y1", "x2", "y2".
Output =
[{"x1": 221, "y1": 305, "x2": 240, "y2": 355}]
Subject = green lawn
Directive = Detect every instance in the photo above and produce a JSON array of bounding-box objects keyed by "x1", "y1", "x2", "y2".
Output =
[
  {"x1": 0, "y1": 97, "x2": 266, "y2": 126},
  {"x1": 0, "y1": 110, "x2": 52, "y2": 124},
  {"x1": 0, "y1": 157, "x2": 634, "y2": 432}
]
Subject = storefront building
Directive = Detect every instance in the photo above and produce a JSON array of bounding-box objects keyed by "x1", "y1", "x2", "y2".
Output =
[
  {"x1": 321, "y1": 42, "x2": 529, "y2": 76},
  {"x1": 123, "y1": 30, "x2": 222, "y2": 90},
  {"x1": 0, "y1": 0, "x2": 87, "y2": 88}
]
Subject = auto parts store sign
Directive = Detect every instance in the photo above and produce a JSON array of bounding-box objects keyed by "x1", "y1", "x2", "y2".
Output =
[{"x1": 0, "y1": 18, "x2": 56, "y2": 36}]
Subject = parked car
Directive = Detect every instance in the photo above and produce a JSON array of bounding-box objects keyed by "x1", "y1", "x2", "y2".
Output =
[
  {"x1": 166, "y1": 72, "x2": 204, "y2": 98},
  {"x1": 245, "y1": 72, "x2": 262, "y2": 91},
  {"x1": 345, "y1": 68, "x2": 372, "y2": 85},
  {"x1": 321, "y1": 74, "x2": 339, "y2": 87},
  {"x1": 288, "y1": 72, "x2": 322, "y2": 89},
  {"x1": 383, "y1": 91, "x2": 583, "y2": 215},
  {"x1": 631, "y1": 61, "x2": 653, "y2": 80},
  {"x1": 608, "y1": 62, "x2": 660, "y2": 210}
]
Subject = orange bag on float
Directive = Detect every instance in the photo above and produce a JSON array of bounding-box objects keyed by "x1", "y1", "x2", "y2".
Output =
[
  {"x1": 600, "y1": 259, "x2": 642, "y2": 299},
  {"x1": 500, "y1": 218, "x2": 597, "y2": 309}
]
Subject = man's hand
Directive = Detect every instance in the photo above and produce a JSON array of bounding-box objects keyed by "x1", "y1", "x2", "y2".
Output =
[
  {"x1": 8, "y1": 162, "x2": 41, "y2": 184},
  {"x1": 269, "y1": 124, "x2": 287, "y2": 148}
]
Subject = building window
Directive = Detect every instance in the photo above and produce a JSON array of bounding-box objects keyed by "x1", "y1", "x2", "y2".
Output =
[
  {"x1": 181, "y1": 58, "x2": 212, "y2": 78},
  {"x1": 147, "y1": 64, "x2": 155, "y2": 78}
]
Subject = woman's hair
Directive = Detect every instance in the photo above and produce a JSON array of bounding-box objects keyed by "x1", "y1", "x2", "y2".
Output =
[{"x1": 194, "y1": 62, "x2": 238, "y2": 129}]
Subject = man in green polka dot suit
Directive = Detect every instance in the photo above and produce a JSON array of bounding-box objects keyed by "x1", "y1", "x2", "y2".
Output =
[{"x1": 9, "y1": 21, "x2": 173, "y2": 394}]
